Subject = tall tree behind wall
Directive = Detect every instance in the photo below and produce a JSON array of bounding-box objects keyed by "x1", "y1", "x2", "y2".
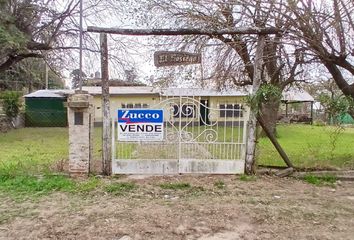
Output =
[
  {"x1": 0, "y1": 0, "x2": 150, "y2": 87},
  {"x1": 0, "y1": 58, "x2": 64, "y2": 91},
  {"x1": 142, "y1": 0, "x2": 307, "y2": 135},
  {"x1": 285, "y1": 0, "x2": 354, "y2": 118}
]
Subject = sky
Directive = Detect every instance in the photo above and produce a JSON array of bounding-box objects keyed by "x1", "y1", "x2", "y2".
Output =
[
  {"x1": 60, "y1": 0, "x2": 217, "y2": 89},
  {"x1": 59, "y1": 0, "x2": 353, "y2": 89}
]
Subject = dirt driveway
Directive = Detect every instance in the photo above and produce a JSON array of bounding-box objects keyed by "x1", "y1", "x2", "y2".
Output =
[{"x1": 0, "y1": 175, "x2": 354, "y2": 240}]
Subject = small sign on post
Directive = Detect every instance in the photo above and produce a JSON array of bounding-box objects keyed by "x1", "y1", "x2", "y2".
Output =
[
  {"x1": 118, "y1": 109, "x2": 164, "y2": 141},
  {"x1": 154, "y1": 51, "x2": 201, "y2": 67}
]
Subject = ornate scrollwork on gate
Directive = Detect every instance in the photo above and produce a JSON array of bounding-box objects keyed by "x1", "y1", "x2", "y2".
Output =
[
  {"x1": 190, "y1": 129, "x2": 218, "y2": 143},
  {"x1": 114, "y1": 95, "x2": 247, "y2": 164}
]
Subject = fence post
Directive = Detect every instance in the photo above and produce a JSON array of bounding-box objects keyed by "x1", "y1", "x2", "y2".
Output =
[
  {"x1": 67, "y1": 92, "x2": 94, "y2": 177},
  {"x1": 112, "y1": 116, "x2": 116, "y2": 168}
]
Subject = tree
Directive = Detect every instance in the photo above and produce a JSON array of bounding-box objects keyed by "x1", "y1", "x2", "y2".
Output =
[
  {"x1": 285, "y1": 0, "x2": 354, "y2": 118},
  {"x1": 0, "y1": 0, "x2": 82, "y2": 72},
  {"x1": 124, "y1": 68, "x2": 138, "y2": 82},
  {"x1": 144, "y1": 0, "x2": 306, "y2": 135},
  {"x1": 307, "y1": 79, "x2": 354, "y2": 124},
  {"x1": 0, "y1": 58, "x2": 64, "y2": 91},
  {"x1": 0, "y1": 0, "x2": 148, "y2": 89},
  {"x1": 70, "y1": 69, "x2": 87, "y2": 89}
]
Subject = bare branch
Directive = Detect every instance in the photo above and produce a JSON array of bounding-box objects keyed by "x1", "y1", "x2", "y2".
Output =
[{"x1": 0, "y1": 53, "x2": 43, "y2": 72}]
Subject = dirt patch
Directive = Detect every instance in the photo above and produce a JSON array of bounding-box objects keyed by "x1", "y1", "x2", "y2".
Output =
[{"x1": 1, "y1": 176, "x2": 354, "y2": 240}]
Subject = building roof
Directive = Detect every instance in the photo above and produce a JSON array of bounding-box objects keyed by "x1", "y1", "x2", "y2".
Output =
[
  {"x1": 282, "y1": 88, "x2": 314, "y2": 102},
  {"x1": 24, "y1": 86, "x2": 314, "y2": 102},
  {"x1": 24, "y1": 89, "x2": 73, "y2": 98},
  {"x1": 160, "y1": 88, "x2": 248, "y2": 97},
  {"x1": 81, "y1": 86, "x2": 159, "y2": 95}
]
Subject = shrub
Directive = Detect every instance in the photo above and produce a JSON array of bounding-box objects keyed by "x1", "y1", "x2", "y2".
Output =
[{"x1": 2, "y1": 91, "x2": 21, "y2": 118}]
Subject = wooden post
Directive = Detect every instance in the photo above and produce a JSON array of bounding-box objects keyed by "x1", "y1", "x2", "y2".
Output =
[
  {"x1": 245, "y1": 34, "x2": 265, "y2": 175},
  {"x1": 100, "y1": 33, "x2": 111, "y2": 175},
  {"x1": 285, "y1": 102, "x2": 288, "y2": 117},
  {"x1": 310, "y1": 101, "x2": 314, "y2": 125}
]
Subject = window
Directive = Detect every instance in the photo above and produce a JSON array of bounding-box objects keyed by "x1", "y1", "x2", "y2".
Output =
[
  {"x1": 173, "y1": 104, "x2": 196, "y2": 118},
  {"x1": 219, "y1": 104, "x2": 243, "y2": 118},
  {"x1": 121, "y1": 103, "x2": 149, "y2": 109}
]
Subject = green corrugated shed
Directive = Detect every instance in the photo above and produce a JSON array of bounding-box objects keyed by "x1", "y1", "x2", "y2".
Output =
[
  {"x1": 340, "y1": 113, "x2": 354, "y2": 124},
  {"x1": 24, "y1": 90, "x2": 68, "y2": 127}
]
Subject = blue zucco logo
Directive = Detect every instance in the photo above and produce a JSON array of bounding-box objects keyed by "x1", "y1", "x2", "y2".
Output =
[{"x1": 118, "y1": 109, "x2": 163, "y2": 123}]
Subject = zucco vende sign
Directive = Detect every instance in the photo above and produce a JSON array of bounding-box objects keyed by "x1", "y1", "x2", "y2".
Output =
[{"x1": 117, "y1": 109, "x2": 164, "y2": 141}]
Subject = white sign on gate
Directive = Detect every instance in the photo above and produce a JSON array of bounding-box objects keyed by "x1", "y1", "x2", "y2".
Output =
[{"x1": 117, "y1": 109, "x2": 164, "y2": 141}]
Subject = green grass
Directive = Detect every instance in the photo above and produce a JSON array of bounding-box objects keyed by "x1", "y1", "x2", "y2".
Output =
[
  {"x1": 0, "y1": 127, "x2": 103, "y2": 177},
  {"x1": 214, "y1": 180, "x2": 226, "y2": 189},
  {"x1": 104, "y1": 182, "x2": 137, "y2": 195},
  {"x1": 303, "y1": 174, "x2": 337, "y2": 186},
  {"x1": 0, "y1": 175, "x2": 75, "y2": 195},
  {"x1": 76, "y1": 177, "x2": 102, "y2": 193},
  {"x1": 0, "y1": 124, "x2": 354, "y2": 181},
  {"x1": 0, "y1": 128, "x2": 68, "y2": 176},
  {"x1": 257, "y1": 124, "x2": 354, "y2": 169},
  {"x1": 158, "y1": 182, "x2": 205, "y2": 196},
  {"x1": 159, "y1": 182, "x2": 191, "y2": 190},
  {"x1": 239, "y1": 174, "x2": 257, "y2": 181}
]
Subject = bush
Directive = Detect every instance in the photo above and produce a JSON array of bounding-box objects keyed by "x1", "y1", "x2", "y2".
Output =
[{"x1": 2, "y1": 91, "x2": 21, "y2": 118}]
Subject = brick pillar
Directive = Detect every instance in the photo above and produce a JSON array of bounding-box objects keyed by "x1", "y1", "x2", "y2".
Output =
[{"x1": 67, "y1": 91, "x2": 94, "y2": 176}]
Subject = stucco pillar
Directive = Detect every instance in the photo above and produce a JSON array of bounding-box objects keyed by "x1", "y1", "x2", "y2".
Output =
[{"x1": 67, "y1": 90, "x2": 94, "y2": 176}]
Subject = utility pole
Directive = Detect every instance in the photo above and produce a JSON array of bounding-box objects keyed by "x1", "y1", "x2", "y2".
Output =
[
  {"x1": 100, "y1": 33, "x2": 111, "y2": 175},
  {"x1": 79, "y1": 0, "x2": 83, "y2": 90}
]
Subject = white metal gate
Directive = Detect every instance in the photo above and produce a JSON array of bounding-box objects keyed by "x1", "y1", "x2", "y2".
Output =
[{"x1": 112, "y1": 96, "x2": 248, "y2": 174}]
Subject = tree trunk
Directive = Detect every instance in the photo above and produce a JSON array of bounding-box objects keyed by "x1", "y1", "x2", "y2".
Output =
[
  {"x1": 259, "y1": 99, "x2": 281, "y2": 137},
  {"x1": 257, "y1": 115, "x2": 293, "y2": 168},
  {"x1": 245, "y1": 35, "x2": 265, "y2": 175}
]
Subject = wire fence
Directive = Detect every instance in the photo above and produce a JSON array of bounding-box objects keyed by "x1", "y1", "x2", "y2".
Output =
[
  {"x1": 25, "y1": 110, "x2": 67, "y2": 127},
  {"x1": 0, "y1": 110, "x2": 67, "y2": 131}
]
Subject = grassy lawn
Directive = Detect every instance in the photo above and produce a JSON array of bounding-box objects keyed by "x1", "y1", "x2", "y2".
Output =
[
  {"x1": 0, "y1": 128, "x2": 68, "y2": 177},
  {"x1": 0, "y1": 124, "x2": 353, "y2": 198},
  {"x1": 0, "y1": 124, "x2": 354, "y2": 179},
  {"x1": 257, "y1": 124, "x2": 354, "y2": 169},
  {"x1": 0, "y1": 128, "x2": 102, "y2": 177}
]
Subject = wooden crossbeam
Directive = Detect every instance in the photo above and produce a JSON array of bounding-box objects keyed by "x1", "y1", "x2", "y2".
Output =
[{"x1": 87, "y1": 26, "x2": 281, "y2": 36}]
